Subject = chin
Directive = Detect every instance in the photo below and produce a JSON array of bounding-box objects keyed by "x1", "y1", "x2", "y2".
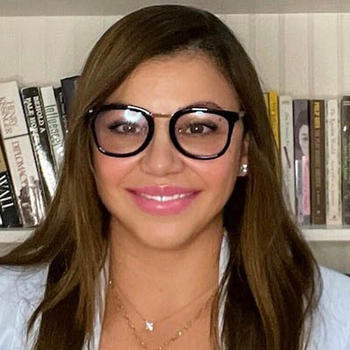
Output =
[{"x1": 134, "y1": 223, "x2": 199, "y2": 251}]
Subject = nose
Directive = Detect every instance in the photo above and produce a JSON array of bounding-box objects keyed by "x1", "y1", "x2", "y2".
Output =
[{"x1": 140, "y1": 119, "x2": 184, "y2": 177}]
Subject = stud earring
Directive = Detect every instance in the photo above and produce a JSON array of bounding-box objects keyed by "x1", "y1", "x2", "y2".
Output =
[{"x1": 240, "y1": 164, "x2": 248, "y2": 175}]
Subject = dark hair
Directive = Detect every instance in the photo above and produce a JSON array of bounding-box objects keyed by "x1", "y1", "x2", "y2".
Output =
[{"x1": 0, "y1": 5, "x2": 321, "y2": 350}]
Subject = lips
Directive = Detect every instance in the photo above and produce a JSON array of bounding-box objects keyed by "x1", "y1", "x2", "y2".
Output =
[{"x1": 126, "y1": 185, "x2": 200, "y2": 215}]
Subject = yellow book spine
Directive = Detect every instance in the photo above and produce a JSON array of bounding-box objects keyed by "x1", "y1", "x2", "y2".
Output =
[{"x1": 268, "y1": 91, "x2": 280, "y2": 150}]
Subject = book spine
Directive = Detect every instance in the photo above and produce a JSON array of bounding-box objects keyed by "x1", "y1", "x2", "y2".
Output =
[
  {"x1": 0, "y1": 142, "x2": 21, "y2": 227},
  {"x1": 279, "y1": 96, "x2": 295, "y2": 214},
  {"x1": 341, "y1": 96, "x2": 350, "y2": 225},
  {"x1": 60, "y1": 75, "x2": 79, "y2": 118},
  {"x1": 0, "y1": 81, "x2": 46, "y2": 227},
  {"x1": 325, "y1": 99, "x2": 342, "y2": 225},
  {"x1": 293, "y1": 99, "x2": 311, "y2": 225},
  {"x1": 21, "y1": 87, "x2": 57, "y2": 204},
  {"x1": 309, "y1": 100, "x2": 326, "y2": 224},
  {"x1": 40, "y1": 86, "x2": 65, "y2": 173},
  {"x1": 54, "y1": 87, "x2": 68, "y2": 136},
  {"x1": 268, "y1": 91, "x2": 280, "y2": 151}
]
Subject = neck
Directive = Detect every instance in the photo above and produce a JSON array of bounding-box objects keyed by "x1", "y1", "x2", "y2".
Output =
[{"x1": 107, "y1": 224, "x2": 224, "y2": 320}]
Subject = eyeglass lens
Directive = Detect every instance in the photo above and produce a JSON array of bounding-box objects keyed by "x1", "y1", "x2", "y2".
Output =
[{"x1": 93, "y1": 108, "x2": 230, "y2": 157}]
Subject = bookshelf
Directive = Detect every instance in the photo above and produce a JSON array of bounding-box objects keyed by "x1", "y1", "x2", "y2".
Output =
[{"x1": 0, "y1": 1, "x2": 350, "y2": 272}]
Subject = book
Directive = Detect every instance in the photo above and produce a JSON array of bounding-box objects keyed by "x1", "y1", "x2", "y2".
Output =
[
  {"x1": 21, "y1": 87, "x2": 57, "y2": 204},
  {"x1": 40, "y1": 86, "x2": 66, "y2": 174},
  {"x1": 309, "y1": 100, "x2": 326, "y2": 224},
  {"x1": 54, "y1": 87, "x2": 68, "y2": 136},
  {"x1": 341, "y1": 96, "x2": 350, "y2": 225},
  {"x1": 0, "y1": 81, "x2": 46, "y2": 227},
  {"x1": 0, "y1": 142, "x2": 21, "y2": 227},
  {"x1": 60, "y1": 75, "x2": 79, "y2": 119},
  {"x1": 279, "y1": 95, "x2": 295, "y2": 214},
  {"x1": 293, "y1": 99, "x2": 311, "y2": 225},
  {"x1": 325, "y1": 99, "x2": 342, "y2": 225},
  {"x1": 267, "y1": 91, "x2": 280, "y2": 151}
]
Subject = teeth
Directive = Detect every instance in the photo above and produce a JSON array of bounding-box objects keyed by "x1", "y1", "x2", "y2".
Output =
[{"x1": 139, "y1": 193, "x2": 192, "y2": 202}]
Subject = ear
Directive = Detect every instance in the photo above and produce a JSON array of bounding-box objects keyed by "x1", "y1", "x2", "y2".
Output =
[{"x1": 238, "y1": 133, "x2": 249, "y2": 177}]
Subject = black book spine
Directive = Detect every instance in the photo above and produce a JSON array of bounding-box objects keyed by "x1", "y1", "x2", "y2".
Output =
[
  {"x1": 341, "y1": 96, "x2": 350, "y2": 224},
  {"x1": 54, "y1": 87, "x2": 68, "y2": 136},
  {"x1": 0, "y1": 143, "x2": 21, "y2": 227},
  {"x1": 21, "y1": 87, "x2": 57, "y2": 205},
  {"x1": 60, "y1": 75, "x2": 79, "y2": 118}
]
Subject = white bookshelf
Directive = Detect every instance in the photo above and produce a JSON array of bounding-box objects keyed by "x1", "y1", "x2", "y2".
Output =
[
  {"x1": 0, "y1": 1, "x2": 349, "y2": 271},
  {"x1": 0, "y1": 227, "x2": 350, "y2": 245}
]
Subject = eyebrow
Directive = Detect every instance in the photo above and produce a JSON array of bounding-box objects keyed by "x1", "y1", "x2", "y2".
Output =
[
  {"x1": 181, "y1": 101, "x2": 224, "y2": 110},
  {"x1": 108, "y1": 100, "x2": 224, "y2": 111}
]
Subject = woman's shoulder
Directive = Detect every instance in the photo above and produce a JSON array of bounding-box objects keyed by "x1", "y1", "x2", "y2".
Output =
[
  {"x1": 310, "y1": 265, "x2": 350, "y2": 350},
  {"x1": 0, "y1": 264, "x2": 48, "y2": 349},
  {"x1": 318, "y1": 265, "x2": 350, "y2": 312},
  {"x1": 0, "y1": 264, "x2": 48, "y2": 302}
]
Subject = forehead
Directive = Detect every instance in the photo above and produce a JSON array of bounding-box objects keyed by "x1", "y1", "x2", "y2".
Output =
[{"x1": 106, "y1": 51, "x2": 240, "y2": 113}]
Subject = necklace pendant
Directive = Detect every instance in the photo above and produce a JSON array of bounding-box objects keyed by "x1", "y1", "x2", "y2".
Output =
[{"x1": 145, "y1": 320, "x2": 154, "y2": 332}]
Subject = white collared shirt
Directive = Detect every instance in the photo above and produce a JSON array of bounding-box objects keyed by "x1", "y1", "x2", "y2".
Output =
[{"x1": 1, "y1": 235, "x2": 350, "y2": 349}]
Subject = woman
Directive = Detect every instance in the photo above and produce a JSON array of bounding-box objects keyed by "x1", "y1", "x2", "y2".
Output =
[{"x1": 1, "y1": 5, "x2": 350, "y2": 350}]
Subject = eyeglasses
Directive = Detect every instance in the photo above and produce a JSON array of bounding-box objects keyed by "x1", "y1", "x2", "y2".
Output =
[{"x1": 88, "y1": 104, "x2": 244, "y2": 160}]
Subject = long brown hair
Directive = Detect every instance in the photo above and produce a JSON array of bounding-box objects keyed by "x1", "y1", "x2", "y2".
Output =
[{"x1": 0, "y1": 5, "x2": 321, "y2": 349}]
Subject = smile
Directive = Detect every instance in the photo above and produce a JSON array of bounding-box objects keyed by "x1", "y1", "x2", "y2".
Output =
[
  {"x1": 138, "y1": 193, "x2": 193, "y2": 202},
  {"x1": 127, "y1": 188, "x2": 200, "y2": 215}
]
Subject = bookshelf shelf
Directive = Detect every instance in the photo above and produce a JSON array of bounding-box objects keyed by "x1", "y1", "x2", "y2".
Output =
[
  {"x1": 303, "y1": 226, "x2": 350, "y2": 241},
  {"x1": 0, "y1": 228, "x2": 33, "y2": 244},
  {"x1": 0, "y1": 227, "x2": 350, "y2": 245}
]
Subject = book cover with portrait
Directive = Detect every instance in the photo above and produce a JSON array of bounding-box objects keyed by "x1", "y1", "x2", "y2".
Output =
[{"x1": 293, "y1": 99, "x2": 311, "y2": 225}]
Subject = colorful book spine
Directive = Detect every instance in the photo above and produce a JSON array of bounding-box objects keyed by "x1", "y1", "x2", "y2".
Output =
[
  {"x1": 0, "y1": 81, "x2": 46, "y2": 227},
  {"x1": 21, "y1": 87, "x2": 57, "y2": 204},
  {"x1": 40, "y1": 86, "x2": 66, "y2": 174},
  {"x1": 325, "y1": 99, "x2": 342, "y2": 225},
  {"x1": 341, "y1": 96, "x2": 350, "y2": 225},
  {"x1": 279, "y1": 95, "x2": 295, "y2": 214},
  {"x1": 0, "y1": 142, "x2": 21, "y2": 227},
  {"x1": 293, "y1": 99, "x2": 311, "y2": 225},
  {"x1": 267, "y1": 91, "x2": 280, "y2": 151},
  {"x1": 309, "y1": 100, "x2": 326, "y2": 224}
]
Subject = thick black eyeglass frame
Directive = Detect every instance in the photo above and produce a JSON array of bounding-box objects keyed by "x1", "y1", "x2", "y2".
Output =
[{"x1": 88, "y1": 104, "x2": 245, "y2": 160}]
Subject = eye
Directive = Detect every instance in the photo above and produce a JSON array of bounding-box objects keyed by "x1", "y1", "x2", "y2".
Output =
[
  {"x1": 178, "y1": 122, "x2": 218, "y2": 135},
  {"x1": 108, "y1": 121, "x2": 144, "y2": 135}
]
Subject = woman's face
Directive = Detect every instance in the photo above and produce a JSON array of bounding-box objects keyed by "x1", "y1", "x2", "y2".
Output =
[{"x1": 93, "y1": 51, "x2": 247, "y2": 249}]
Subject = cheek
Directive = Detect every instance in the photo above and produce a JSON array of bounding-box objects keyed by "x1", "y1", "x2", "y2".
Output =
[
  {"x1": 92, "y1": 150, "x2": 133, "y2": 192},
  {"x1": 190, "y1": 148, "x2": 239, "y2": 194}
]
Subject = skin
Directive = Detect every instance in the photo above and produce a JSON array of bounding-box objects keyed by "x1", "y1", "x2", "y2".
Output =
[{"x1": 95, "y1": 51, "x2": 248, "y2": 349}]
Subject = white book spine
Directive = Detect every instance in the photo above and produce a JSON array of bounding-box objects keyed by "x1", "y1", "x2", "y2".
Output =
[
  {"x1": 279, "y1": 95, "x2": 295, "y2": 214},
  {"x1": 0, "y1": 81, "x2": 45, "y2": 226},
  {"x1": 325, "y1": 99, "x2": 342, "y2": 225},
  {"x1": 40, "y1": 86, "x2": 65, "y2": 172}
]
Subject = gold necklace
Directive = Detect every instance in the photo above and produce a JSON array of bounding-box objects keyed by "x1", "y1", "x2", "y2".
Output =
[
  {"x1": 108, "y1": 280, "x2": 216, "y2": 350},
  {"x1": 109, "y1": 280, "x2": 215, "y2": 333}
]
